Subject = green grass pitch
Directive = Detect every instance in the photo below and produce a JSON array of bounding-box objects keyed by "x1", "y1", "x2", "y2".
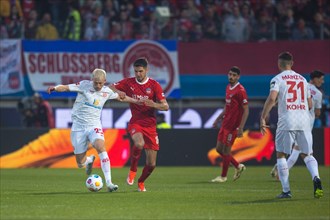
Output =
[{"x1": 1, "y1": 166, "x2": 329, "y2": 220}]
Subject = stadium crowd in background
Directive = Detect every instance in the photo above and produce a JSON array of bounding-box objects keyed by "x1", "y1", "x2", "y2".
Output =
[{"x1": 1, "y1": 0, "x2": 330, "y2": 41}]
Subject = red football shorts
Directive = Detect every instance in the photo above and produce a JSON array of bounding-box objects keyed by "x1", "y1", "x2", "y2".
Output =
[
  {"x1": 217, "y1": 127, "x2": 238, "y2": 146},
  {"x1": 127, "y1": 123, "x2": 159, "y2": 151}
]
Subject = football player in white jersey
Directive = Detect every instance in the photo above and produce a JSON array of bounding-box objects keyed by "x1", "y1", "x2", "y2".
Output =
[
  {"x1": 47, "y1": 68, "x2": 139, "y2": 192},
  {"x1": 271, "y1": 70, "x2": 325, "y2": 180},
  {"x1": 260, "y1": 52, "x2": 323, "y2": 199}
]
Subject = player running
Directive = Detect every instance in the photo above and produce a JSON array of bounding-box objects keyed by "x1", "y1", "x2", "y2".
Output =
[
  {"x1": 47, "y1": 68, "x2": 138, "y2": 192},
  {"x1": 110, "y1": 58, "x2": 169, "y2": 192}
]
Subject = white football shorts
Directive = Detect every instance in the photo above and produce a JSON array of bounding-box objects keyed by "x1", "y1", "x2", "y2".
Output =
[
  {"x1": 71, "y1": 127, "x2": 105, "y2": 154},
  {"x1": 275, "y1": 130, "x2": 313, "y2": 155}
]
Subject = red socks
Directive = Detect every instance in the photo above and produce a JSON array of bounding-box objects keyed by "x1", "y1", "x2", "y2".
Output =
[
  {"x1": 130, "y1": 146, "x2": 142, "y2": 172},
  {"x1": 138, "y1": 165, "x2": 155, "y2": 183}
]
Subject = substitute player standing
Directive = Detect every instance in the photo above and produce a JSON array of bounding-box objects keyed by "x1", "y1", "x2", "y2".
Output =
[
  {"x1": 110, "y1": 58, "x2": 169, "y2": 192},
  {"x1": 47, "y1": 68, "x2": 138, "y2": 192},
  {"x1": 211, "y1": 66, "x2": 249, "y2": 183},
  {"x1": 260, "y1": 52, "x2": 323, "y2": 199}
]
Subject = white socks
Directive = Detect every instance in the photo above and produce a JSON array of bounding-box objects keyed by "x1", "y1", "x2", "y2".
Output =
[
  {"x1": 99, "y1": 151, "x2": 112, "y2": 185},
  {"x1": 277, "y1": 158, "x2": 290, "y2": 192},
  {"x1": 304, "y1": 155, "x2": 320, "y2": 180},
  {"x1": 287, "y1": 148, "x2": 300, "y2": 169}
]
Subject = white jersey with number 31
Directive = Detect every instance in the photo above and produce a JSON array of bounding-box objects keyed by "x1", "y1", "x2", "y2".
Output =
[{"x1": 270, "y1": 70, "x2": 311, "y2": 131}]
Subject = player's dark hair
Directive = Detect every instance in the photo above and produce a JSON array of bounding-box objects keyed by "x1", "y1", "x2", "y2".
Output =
[
  {"x1": 278, "y1": 51, "x2": 293, "y2": 61},
  {"x1": 134, "y1": 58, "x2": 148, "y2": 68},
  {"x1": 310, "y1": 70, "x2": 324, "y2": 79},
  {"x1": 230, "y1": 66, "x2": 241, "y2": 75}
]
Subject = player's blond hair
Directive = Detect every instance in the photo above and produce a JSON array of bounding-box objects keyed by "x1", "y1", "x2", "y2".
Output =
[{"x1": 92, "y1": 68, "x2": 106, "y2": 80}]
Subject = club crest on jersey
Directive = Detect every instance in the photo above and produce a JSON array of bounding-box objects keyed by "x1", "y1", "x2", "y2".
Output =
[
  {"x1": 102, "y1": 92, "x2": 107, "y2": 97},
  {"x1": 146, "y1": 88, "x2": 151, "y2": 94}
]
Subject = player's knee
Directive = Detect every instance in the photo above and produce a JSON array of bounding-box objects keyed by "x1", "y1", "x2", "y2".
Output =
[{"x1": 135, "y1": 141, "x2": 145, "y2": 148}]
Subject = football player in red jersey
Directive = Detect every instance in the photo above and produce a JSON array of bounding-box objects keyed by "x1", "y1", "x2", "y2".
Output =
[
  {"x1": 110, "y1": 58, "x2": 169, "y2": 192},
  {"x1": 211, "y1": 66, "x2": 249, "y2": 183}
]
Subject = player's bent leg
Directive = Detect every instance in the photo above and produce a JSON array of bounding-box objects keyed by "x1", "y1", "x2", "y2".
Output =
[
  {"x1": 233, "y1": 163, "x2": 246, "y2": 181},
  {"x1": 85, "y1": 155, "x2": 96, "y2": 175}
]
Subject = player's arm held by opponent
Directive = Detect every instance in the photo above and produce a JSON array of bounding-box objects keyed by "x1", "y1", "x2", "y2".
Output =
[
  {"x1": 109, "y1": 84, "x2": 126, "y2": 99},
  {"x1": 47, "y1": 85, "x2": 70, "y2": 93},
  {"x1": 260, "y1": 90, "x2": 278, "y2": 135},
  {"x1": 142, "y1": 99, "x2": 169, "y2": 111}
]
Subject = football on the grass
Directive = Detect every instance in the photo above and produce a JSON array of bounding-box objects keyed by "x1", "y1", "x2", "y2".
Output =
[{"x1": 86, "y1": 174, "x2": 103, "y2": 192}]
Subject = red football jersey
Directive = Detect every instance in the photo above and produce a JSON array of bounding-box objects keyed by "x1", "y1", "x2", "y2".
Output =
[
  {"x1": 114, "y1": 77, "x2": 166, "y2": 127},
  {"x1": 222, "y1": 83, "x2": 248, "y2": 131}
]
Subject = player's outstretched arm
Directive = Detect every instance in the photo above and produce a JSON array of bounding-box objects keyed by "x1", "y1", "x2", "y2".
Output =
[
  {"x1": 117, "y1": 95, "x2": 141, "y2": 105},
  {"x1": 109, "y1": 85, "x2": 126, "y2": 99},
  {"x1": 47, "y1": 85, "x2": 70, "y2": 94},
  {"x1": 143, "y1": 99, "x2": 169, "y2": 111}
]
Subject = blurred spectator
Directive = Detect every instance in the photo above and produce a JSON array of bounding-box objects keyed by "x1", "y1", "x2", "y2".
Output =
[
  {"x1": 22, "y1": 0, "x2": 35, "y2": 20},
  {"x1": 222, "y1": 5, "x2": 248, "y2": 42},
  {"x1": 0, "y1": 0, "x2": 23, "y2": 18},
  {"x1": 291, "y1": 18, "x2": 314, "y2": 40},
  {"x1": 200, "y1": 4, "x2": 221, "y2": 40},
  {"x1": 252, "y1": 11, "x2": 273, "y2": 42},
  {"x1": 156, "y1": 113, "x2": 171, "y2": 129},
  {"x1": 48, "y1": 0, "x2": 63, "y2": 30},
  {"x1": 93, "y1": 5, "x2": 109, "y2": 39},
  {"x1": 277, "y1": 7, "x2": 295, "y2": 40},
  {"x1": 0, "y1": 17, "x2": 9, "y2": 39},
  {"x1": 84, "y1": 16, "x2": 103, "y2": 40},
  {"x1": 241, "y1": 2, "x2": 256, "y2": 40},
  {"x1": 177, "y1": 9, "x2": 194, "y2": 42},
  {"x1": 24, "y1": 9, "x2": 38, "y2": 39},
  {"x1": 118, "y1": 9, "x2": 133, "y2": 40},
  {"x1": 35, "y1": 13, "x2": 59, "y2": 40},
  {"x1": 184, "y1": 0, "x2": 201, "y2": 24},
  {"x1": 17, "y1": 96, "x2": 35, "y2": 127},
  {"x1": 63, "y1": 2, "x2": 81, "y2": 40},
  {"x1": 108, "y1": 21, "x2": 123, "y2": 40},
  {"x1": 6, "y1": 5, "x2": 24, "y2": 39},
  {"x1": 311, "y1": 12, "x2": 330, "y2": 39},
  {"x1": 32, "y1": 93, "x2": 55, "y2": 128}
]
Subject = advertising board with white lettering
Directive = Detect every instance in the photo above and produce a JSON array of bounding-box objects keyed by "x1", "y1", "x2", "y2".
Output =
[{"x1": 23, "y1": 40, "x2": 180, "y2": 98}]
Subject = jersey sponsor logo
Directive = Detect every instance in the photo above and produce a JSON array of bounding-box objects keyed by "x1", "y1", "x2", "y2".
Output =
[
  {"x1": 132, "y1": 94, "x2": 149, "y2": 100},
  {"x1": 122, "y1": 41, "x2": 175, "y2": 94},
  {"x1": 84, "y1": 102, "x2": 101, "y2": 109}
]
